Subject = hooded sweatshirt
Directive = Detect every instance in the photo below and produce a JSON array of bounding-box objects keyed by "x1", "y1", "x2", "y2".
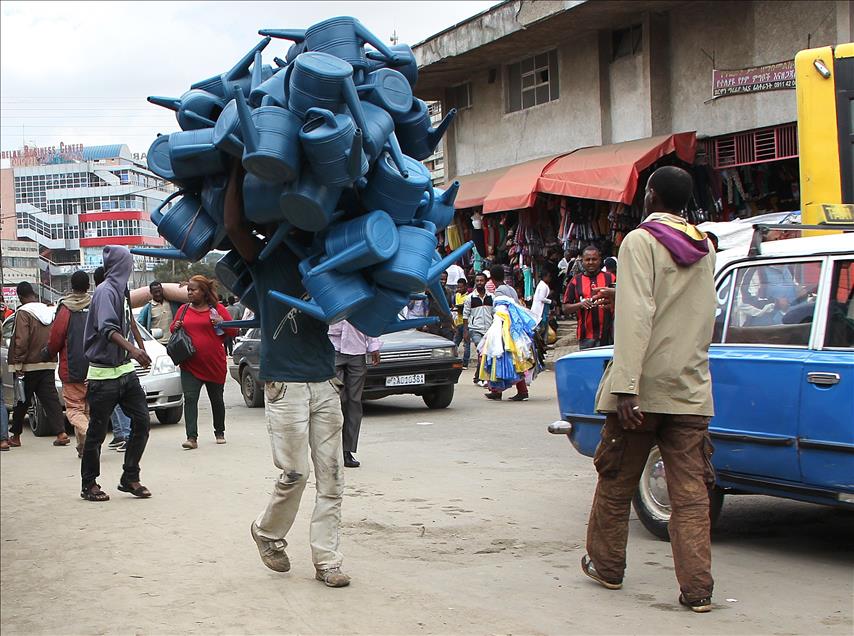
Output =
[
  {"x1": 11, "y1": 302, "x2": 57, "y2": 372},
  {"x1": 84, "y1": 246, "x2": 134, "y2": 374},
  {"x1": 47, "y1": 292, "x2": 92, "y2": 383}
]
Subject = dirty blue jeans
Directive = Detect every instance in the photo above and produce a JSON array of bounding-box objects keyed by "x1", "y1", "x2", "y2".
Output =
[{"x1": 111, "y1": 406, "x2": 131, "y2": 441}]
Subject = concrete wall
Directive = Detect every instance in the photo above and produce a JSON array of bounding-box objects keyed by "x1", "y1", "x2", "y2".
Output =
[
  {"x1": 667, "y1": 0, "x2": 840, "y2": 137},
  {"x1": 438, "y1": 0, "x2": 849, "y2": 178},
  {"x1": 446, "y1": 32, "x2": 604, "y2": 176},
  {"x1": 0, "y1": 168, "x2": 16, "y2": 241}
]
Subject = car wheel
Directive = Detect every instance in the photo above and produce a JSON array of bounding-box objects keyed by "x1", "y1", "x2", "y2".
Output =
[
  {"x1": 422, "y1": 384, "x2": 454, "y2": 409},
  {"x1": 28, "y1": 395, "x2": 52, "y2": 437},
  {"x1": 241, "y1": 368, "x2": 264, "y2": 408},
  {"x1": 155, "y1": 406, "x2": 183, "y2": 425},
  {"x1": 632, "y1": 445, "x2": 724, "y2": 541}
]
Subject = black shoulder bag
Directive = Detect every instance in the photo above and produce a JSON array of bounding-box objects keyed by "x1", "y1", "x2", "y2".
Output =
[{"x1": 166, "y1": 304, "x2": 195, "y2": 365}]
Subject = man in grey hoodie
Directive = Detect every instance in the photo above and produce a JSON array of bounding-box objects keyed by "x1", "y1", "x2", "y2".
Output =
[{"x1": 80, "y1": 246, "x2": 152, "y2": 502}]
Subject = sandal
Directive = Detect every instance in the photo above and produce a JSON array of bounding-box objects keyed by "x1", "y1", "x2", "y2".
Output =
[
  {"x1": 117, "y1": 482, "x2": 152, "y2": 498},
  {"x1": 80, "y1": 485, "x2": 110, "y2": 502},
  {"x1": 581, "y1": 554, "x2": 623, "y2": 590}
]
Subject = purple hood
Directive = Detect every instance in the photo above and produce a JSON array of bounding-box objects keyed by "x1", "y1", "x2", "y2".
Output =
[{"x1": 639, "y1": 220, "x2": 710, "y2": 266}]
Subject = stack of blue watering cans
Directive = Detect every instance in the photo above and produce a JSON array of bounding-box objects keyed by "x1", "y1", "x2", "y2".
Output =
[{"x1": 134, "y1": 16, "x2": 472, "y2": 336}]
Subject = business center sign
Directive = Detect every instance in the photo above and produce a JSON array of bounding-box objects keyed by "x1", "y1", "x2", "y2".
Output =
[
  {"x1": 0, "y1": 142, "x2": 84, "y2": 167},
  {"x1": 712, "y1": 60, "x2": 795, "y2": 97}
]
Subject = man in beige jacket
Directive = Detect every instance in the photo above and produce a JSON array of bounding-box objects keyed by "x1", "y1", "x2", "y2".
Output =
[{"x1": 580, "y1": 166, "x2": 717, "y2": 613}]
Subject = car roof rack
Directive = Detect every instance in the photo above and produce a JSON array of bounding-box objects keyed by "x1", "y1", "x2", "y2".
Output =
[{"x1": 748, "y1": 223, "x2": 854, "y2": 257}]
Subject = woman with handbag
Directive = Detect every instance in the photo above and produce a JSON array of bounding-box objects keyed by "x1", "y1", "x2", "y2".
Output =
[{"x1": 170, "y1": 276, "x2": 238, "y2": 450}]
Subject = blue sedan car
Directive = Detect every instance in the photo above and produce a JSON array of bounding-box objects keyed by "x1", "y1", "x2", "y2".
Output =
[{"x1": 551, "y1": 232, "x2": 854, "y2": 539}]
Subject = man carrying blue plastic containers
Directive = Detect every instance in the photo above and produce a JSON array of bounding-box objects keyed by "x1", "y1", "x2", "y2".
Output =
[{"x1": 223, "y1": 161, "x2": 351, "y2": 588}]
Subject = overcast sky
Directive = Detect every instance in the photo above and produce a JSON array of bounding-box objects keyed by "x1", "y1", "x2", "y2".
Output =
[{"x1": 0, "y1": 1, "x2": 495, "y2": 156}]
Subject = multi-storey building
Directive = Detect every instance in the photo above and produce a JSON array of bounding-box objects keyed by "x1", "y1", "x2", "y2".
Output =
[{"x1": 3, "y1": 144, "x2": 172, "y2": 300}]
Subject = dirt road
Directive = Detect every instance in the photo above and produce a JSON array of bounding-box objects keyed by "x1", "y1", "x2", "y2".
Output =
[{"x1": 1, "y1": 374, "x2": 851, "y2": 635}]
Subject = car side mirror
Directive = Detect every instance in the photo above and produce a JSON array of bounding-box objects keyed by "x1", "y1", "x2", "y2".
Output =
[{"x1": 151, "y1": 328, "x2": 164, "y2": 340}]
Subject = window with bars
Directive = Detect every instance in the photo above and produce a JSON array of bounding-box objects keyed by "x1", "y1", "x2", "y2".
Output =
[
  {"x1": 506, "y1": 50, "x2": 559, "y2": 113},
  {"x1": 701, "y1": 123, "x2": 798, "y2": 169}
]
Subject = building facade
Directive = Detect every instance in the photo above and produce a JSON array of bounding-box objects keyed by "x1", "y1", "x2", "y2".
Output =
[{"x1": 2, "y1": 144, "x2": 171, "y2": 300}]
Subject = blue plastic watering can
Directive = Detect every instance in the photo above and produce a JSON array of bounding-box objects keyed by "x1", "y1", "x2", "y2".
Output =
[
  {"x1": 369, "y1": 221, "x2": 438, "y2": 293},
  {"x1": 148, "y1": 89, "x2": 225, "y2": 131},
  {"x1": 347, "y1": 285, "x2": 438, "y2": 337},
  {"x1": 131, "y1": 191, "x2": 218, "y2": 262},
  {"x1": 191, "y1": 38, "x2": 273, "y2": 99},
  {"x1": 395, "y1": 99, "x2": 457, "y2": 161},
  {"x1": 360, "y1": 148, "x2": 433, "y2": 225},
  {"x1": 261, "y1": 16, "x2": 400, "y2": 74},
  {"x1": 286, "y1": 52, "x2": 366, "y2": 123},
  {"x1": 267, "y1": 255, "x2": 374, "y2": 324},
  {"x1": 356, "y1": 68, "x2": 413, "y2": 118},
  {"x1": 358, "y1": 101, "x2": 406, "y2": 165},
  {"x1": 307, "y1": 210, "x2": 399, "y2": 275},
  {"x1": 211, "y1": 100, "x2": 244, "y2": 158},
  {"x1": 278, "y1": 168, "x2": 342, "y2": 232},
  {"x1": 169, "y1": 128, "x2": 227, "y2": 179},
  {"x1": 232, "y1": 86, "x2": 302, "y2": 184},
  {"x1": 366, "y1": 44, "x2": 418, "y2": 89},
  {"x1": 242, "y1": 173, "x2": 286, "y2": 225},
  {"x1": 215, "y1": 250, "x2": 260, "y2": 311},
  {"x1": 250, "y1": 65, "x2": 289, "y2": 108},
  {"x1": 299, "y1": 108, "x2": 368, "y2": 187},
  {"x1": 414, "y1": 181, "x2": 460, "y2": 230}
]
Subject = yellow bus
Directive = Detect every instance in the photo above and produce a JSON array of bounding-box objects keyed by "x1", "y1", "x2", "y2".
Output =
[{"x1": 796, "y1": 43, "x2": 854, "y2": 226}]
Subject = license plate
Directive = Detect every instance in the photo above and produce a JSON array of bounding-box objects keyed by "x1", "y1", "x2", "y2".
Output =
[{"x1": 385, "y1": 373, "x2": 425, "y2": 387}]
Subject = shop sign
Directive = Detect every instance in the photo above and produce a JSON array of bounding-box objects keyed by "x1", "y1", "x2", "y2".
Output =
[
  {"x1": 712, "y1": 60, "x2": 795, "y2": 97},
  {"x1": 819, "y1": 203, "x2": 854, "y2": 224},
  {"x1": 0, "y1": 142, "x2": 84, "y2": 167},
  {"x1": 2, "y1": 286, "x2": 18, "y2": 304}
]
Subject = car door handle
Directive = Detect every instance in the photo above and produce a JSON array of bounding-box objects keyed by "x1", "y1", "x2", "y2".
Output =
[{"x1": 807, "y1": 372, "x2": 840, "y2": 386}]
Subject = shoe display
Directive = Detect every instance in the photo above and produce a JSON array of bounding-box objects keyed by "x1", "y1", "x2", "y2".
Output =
[
  {"x1": 115, "y1": 440, "x2": 127, "y2": 453},
  {"x1": 344, "y1": 451, "x2": 360, "y2": 468},
  {"x1": 250, "y1": 522, "x2": 291, "y2": 572},
  {"x1": 315, "y1": 566, "x2": 351, "y2": 588},
  {"x1": 182, "y1": 438, "x2": 198, "y2": 450},
  {"x1": 508, "y1": 393, "x2": 529, "y2": 401}
]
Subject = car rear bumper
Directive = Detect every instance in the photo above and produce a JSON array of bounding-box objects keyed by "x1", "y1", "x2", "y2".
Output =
[{"x1": 363, "y1": 361, "x2": 463, "y2": 399}]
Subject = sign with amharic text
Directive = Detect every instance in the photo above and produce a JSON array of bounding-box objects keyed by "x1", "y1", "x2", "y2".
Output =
[{"x1": 712, "y1": 60, "x2": 795, "y2": 97}]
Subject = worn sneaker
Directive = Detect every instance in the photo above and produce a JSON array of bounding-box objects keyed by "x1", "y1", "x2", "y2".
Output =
[
  {"x1": 581, "y1": 554, "x2": 623, "y2": 590},
  {"x1": 115, "y1": 440, "x2": 127, "y2": 453},
  {"x1": 182, "y1": 438, "x2": 198, "y2": 450},
  {"x1": 108, "y1": 437, "x2": 124, "y2": 449},
  {"x1": 250, "y1": 522, "x2": 291, "y2": 572},
  {"x1": 679, "y1": 594, "x2": 712, "y2": 613},
  {"x1": 508, "y1": 393, "x2": 529, "y2": 402},
  {"x1": 315, "y1": 566, "x2": 351, "y2": 588},
  {"x1": 215, "y1": 434, "x2": 226, "y2": 445},
  {"x1": 485, "y1": 392, "x2": 502, "y2": 400}
]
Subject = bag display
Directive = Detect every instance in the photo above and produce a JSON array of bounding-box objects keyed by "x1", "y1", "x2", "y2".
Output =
[{"x1": 166, "y1": 304, "x2": 195, "y2": 365}]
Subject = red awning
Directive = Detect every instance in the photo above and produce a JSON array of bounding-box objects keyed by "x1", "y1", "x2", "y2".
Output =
[
  {"x1": 452, "y1": 154, "x2": 563, "y2": 212},
  {"x1": 453, "y1": 165, "x2": 511, "y2": 209},
  {"x1": 536, "y1": 132, "x2": 697, "y2": 204}
]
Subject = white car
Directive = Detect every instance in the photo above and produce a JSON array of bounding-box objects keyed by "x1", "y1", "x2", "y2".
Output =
[{"x1": 1, "y1": 316, "x2": 183, "y2": 436}]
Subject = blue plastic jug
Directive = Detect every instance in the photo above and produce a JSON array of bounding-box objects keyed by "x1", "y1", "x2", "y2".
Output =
[
  {"x1": 148, "y1": 89, "x2": 225, "y2": 131},
  {"x1": 395, "y1": 98, "x2": 457, "y2": 161},
  {"x1": 347, "y1": 285, "x2": 437, "y2": 336},
  {"x1": 232, "y1": 86, "x2": 302, "y2": 184},
  {"x1": 211, "y1": 100, "x2": 244, "y2": 158},
  {"x1": 168, "y1": 128, "x2": 227, "y2": 179},
  {"x1": 250, "y1": 65, "x2": 289, "y2": 108},
  {"x1": 369, "y1": 221, "x2": 438, "y2": 293},
  {"x1": 145, "y1": 190, "x2": 219, "y2": 261},
  {"x1": 191, "y1": 38, "x2": 273, "y2": 99},
  {"x1": 356, "y1": 68, "x2": 413, "y2": 118},
  {"x1": 308, "y1": 210, "x2": 399, "y2": 275},
  {"x1": 360, "y1": 148, "x2": 433, "y2": 225},
  {"x1": 242, "y1": 173, "x2": 286, "y2": 225},
  {"x1": 278, "y1": 168, "x2": 342, "y2": 232},
  {"x1": 366, "y1": 44, "x2": 418, "y2": 88},
  {"x1": 414, "y1": 181, "x2": 460, "y2": 230},
  {"x1": 358, "y1": 101, "x2": 405, "y2": 165},
  {"x1": 267, "y1": 256, "x2": 374, "y2": 324},
  {"x1": 262, "y1": 16, "x2": 400, "y2": 74},
  {"x1": 215, "y1": 250, "x2": 260, "y2": 311},
  {"x1": 299, "y1": 108, "x2": 368, "y2": 187}
]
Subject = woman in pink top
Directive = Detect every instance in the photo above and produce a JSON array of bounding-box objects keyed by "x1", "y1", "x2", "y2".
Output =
[{"x1": 171, "y1": 276, "x2": 238, "y2": 449}]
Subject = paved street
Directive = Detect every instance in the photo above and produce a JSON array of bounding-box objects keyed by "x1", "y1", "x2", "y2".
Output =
[{"x1": 1, "y1": 374, "x2": 852, "y2": 635}]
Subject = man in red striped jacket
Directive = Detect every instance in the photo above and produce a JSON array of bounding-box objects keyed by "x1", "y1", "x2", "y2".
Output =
[{"x1": 562, "y1": 246, "x2": 615, "y2": 349}]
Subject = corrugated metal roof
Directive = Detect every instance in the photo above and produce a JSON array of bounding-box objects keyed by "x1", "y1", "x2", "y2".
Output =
[{"x1": 82, "y1": 144, "x2": 131, "y2": 160}]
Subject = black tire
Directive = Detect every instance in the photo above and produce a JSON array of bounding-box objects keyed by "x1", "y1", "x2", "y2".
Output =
[
  {"x1": 631, "y1": 445, "x2": 725, "y2": 542},
  {"x1": 422, "y1": 384, "x2": 454, "y2": 409},
  {"x1": 28, "y1": 395, "x2": 52, "y2": 437},
  {"x1": 155, "y1": 406, "x2": 183, "y2": 425},
  {"x1": 241, "y1": 367, "x2": 264, "y2": 408}
]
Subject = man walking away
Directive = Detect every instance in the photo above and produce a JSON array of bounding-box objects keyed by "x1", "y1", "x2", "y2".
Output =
[
  {"x1": 81, "y1": 246, "x2": 153, "y2": 502},
  {"x1": 45, "y1": 271, "x2": 91, "y2": 457},
  {"x1": 562, "y1": 246, "x2": 615, "y2": 349},
  {"x1": 463, "y1": 273, "x2": 494, "y2": 387},
  {"x1": 581, "y1": 166, "x2": 717, "y2": 613},
  {"x1": 136, "y1": 281, "x2": 175, "y2": 344},
  {"x1": 328, "y1": 321, "x2": 381, "y2": 468},
  {"x1": 224, "y1": 161, "x2": 350, "y2": 588},
  {"x1": 9, "y1": 282, "x2": 69, "y2": 448},
  {"x1": 452, "y1": 278, "x2": 470, "y2": 367}
]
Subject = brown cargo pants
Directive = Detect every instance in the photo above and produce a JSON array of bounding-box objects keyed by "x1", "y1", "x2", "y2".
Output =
[{"x1": 586, "y1": 413, "x2": 715, "y2": 600}]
